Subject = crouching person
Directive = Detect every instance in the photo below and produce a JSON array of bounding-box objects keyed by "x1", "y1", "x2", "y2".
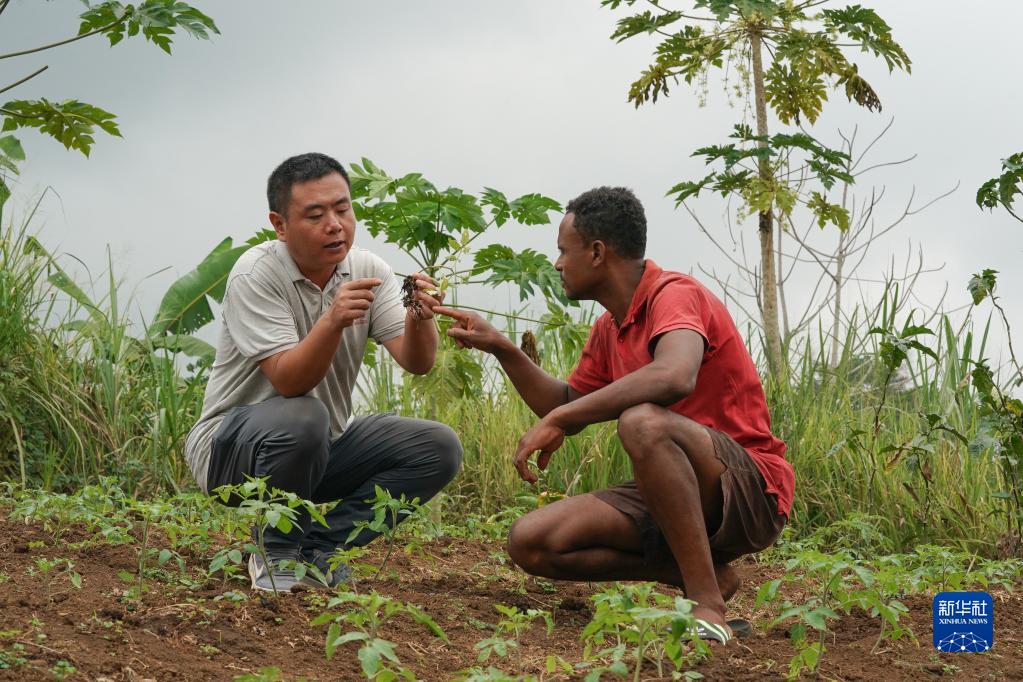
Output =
[
  {"x1": 436, "y1": 186, "x2": 793, "y2": 643},
  {"x1": 184, "y1": 152, "x2": 462, "y2": 591}
]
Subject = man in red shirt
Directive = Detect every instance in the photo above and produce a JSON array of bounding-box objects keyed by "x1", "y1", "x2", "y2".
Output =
[{"x1": 435, "y1": 186, "x2": 793, "y2": 643}]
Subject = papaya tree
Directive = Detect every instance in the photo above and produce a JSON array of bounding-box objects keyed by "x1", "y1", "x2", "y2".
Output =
[
  {"x1": 0, "y1": 0, "x2": 219, "y2": 207},
  {"x1": 601, "y1": 0, "x2": 910, "y2": 375}
]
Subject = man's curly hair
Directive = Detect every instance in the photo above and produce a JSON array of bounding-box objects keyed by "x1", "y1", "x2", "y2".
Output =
[{"x1": 564, "y1": 186, "x2": 646, "y2": 259}]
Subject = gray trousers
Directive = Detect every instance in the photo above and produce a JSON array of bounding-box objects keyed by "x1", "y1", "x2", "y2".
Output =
[{"x1": 206, "y1": 396, "x2": 462, "y2": 551}]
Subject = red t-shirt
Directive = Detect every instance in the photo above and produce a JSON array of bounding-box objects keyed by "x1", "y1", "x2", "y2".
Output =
[{"x1": 568, "y1": 261, "x2": 794, "y2": 517}]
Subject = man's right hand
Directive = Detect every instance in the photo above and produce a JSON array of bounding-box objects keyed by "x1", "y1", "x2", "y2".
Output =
[
  {"x1": 327, "y1": 278, "x2": 382, "y2": 330},
  {"x1": 433, "y1": 306, "x2": 512, "y2": 355}
]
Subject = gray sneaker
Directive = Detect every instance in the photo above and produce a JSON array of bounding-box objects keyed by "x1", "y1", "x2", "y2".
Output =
[
  {"x1": 304, "y1": 548, "x2": 353, "y2": 588},
  {"x1": 248, "y1": 548, "x2": 328, "y2": 593}
]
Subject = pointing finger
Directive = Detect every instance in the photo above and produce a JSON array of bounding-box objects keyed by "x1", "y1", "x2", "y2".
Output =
[{"x1": 432, "y1": 305, "x2": 467, "y2": 321}]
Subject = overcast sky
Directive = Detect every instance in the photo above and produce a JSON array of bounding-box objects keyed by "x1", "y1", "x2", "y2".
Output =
[{"x1": 2, "y1": 1, "x2": 1021, "y2": 365}]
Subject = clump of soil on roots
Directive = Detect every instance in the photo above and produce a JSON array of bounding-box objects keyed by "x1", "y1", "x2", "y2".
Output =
[{"x1": 402, "y1": 274, "x2": 423, "y2": 320}]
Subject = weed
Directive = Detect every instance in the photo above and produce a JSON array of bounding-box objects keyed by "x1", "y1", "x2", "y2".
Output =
[{"x1": 49, "y1": 659, "x2": 75, "y2": 680}]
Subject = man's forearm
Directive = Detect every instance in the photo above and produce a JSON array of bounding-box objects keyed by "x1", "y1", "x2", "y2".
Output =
[
  {"x1": 261, "y1": 315, "x2": 345, "y2": 397},
  {"x1": 547, "y1": 363, "x2": 688, "y2": 432},
  {"x1": 398, "y1": 315, "x2": 439, "y2": 374},
  {"x1": 494, "y1": 342, "x2": 572, "y2": 418}
]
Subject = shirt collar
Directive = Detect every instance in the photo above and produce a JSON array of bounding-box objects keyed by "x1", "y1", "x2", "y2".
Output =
[
  {"x1": 619, "y1": 259, "x2": 662, "y2": 329},
  {"x1": 273, "y1": 240, "x2": 351, "y2": 287}
]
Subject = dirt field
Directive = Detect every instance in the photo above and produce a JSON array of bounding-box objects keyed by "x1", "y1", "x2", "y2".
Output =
[{"x1": 0, "y1": 514, "x2": 1021, "y2": 681}]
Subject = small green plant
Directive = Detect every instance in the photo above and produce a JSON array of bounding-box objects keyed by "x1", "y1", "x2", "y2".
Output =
[
  {"x1": 581, "y1": 583, "x2": 708, "y2": 682},
  {"x1": 311, "y1": 590, "x2": 448, "y2": 680},
  {"x1": 473, "y1": 604, "x2": 553, "y2": 664},
  {"x1": 756, "y1": 549, "x2": 915, "y2": 678},
  {"x1": 348, "y1": 486, "x2": 424, "y2": 577},
  {"x1": 49, "y1": 659, "x2": 76, "y2": 681},
  {"x1": 28, "y1": 557, "x2": 82, "y2": 594},
  {"x1": 211, "y1": 476, "x2": 330, "y2": 595}
]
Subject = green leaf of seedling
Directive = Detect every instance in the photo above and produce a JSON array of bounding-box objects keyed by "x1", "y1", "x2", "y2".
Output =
[
  {"x1": 406, "y1": 605, "x2": 450, "y2": 643},
  {"x1": 324, "y1": 622, "x2": 342, "y2": 660},
  {"x1": 803, "y1": 606, "x2": 840, "y2": 631},
  {"x1": 265, "y1": 509, "x2": 280, "y2": 530},
  {"x1": 755, "y1": 578, "x2": 782, "y2": 609}
]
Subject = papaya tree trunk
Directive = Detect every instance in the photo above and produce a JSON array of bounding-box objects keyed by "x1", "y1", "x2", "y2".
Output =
[{"x1": 750, "y1": 28, "x2": 785, "y2": 376}]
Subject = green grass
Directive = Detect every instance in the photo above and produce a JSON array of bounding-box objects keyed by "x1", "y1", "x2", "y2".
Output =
[{"x1": 2, "y1": 216, "x2": 1020, "y2": 554}]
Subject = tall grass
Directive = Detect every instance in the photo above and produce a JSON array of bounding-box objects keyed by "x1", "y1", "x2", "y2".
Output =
[
  {"x1": 2, "y1": 216, "x2": 1018, "y2": 554},
  {"x1": 358, "y1": 292, "x2": 1013, "y2": 554},
  {"x1": 0, "y1": 216, "x2": 206, "y2": 491}
]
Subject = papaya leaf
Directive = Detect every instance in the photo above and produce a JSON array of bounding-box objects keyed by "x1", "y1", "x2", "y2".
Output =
[
  {"x1": 78, "y1": 0, "x2": 220, "y2": 54},
  {"x1": 977, "y1": 152, "x2": 1023, "y2": 222},
  {"x1": 2, "y1": 99, "x2": 120, "y2": 157},
  {"x1": 968, "y1": 269, "x2": 998, "y2": 306}
]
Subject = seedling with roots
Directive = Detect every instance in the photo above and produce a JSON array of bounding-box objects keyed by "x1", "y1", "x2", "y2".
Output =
[{"x1": 350, "y1": 159, "x2": 580, "y2": 343}]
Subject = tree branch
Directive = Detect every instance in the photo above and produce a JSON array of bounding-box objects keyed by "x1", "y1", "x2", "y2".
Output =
[
  {"x1": 0, "y1": 20, "x2": 121, "y2": 61},
  {"x1": 0, "y1": 65, "x2": 49, "y2": 97}
]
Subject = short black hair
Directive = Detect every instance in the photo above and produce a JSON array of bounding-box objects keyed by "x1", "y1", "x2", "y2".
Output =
[
  {"x1": 267, "y1": 152, "x2": 350, "y2": 216},
  {"x1": 565, "y1": 186, "x2": 646, "y2": 259}
]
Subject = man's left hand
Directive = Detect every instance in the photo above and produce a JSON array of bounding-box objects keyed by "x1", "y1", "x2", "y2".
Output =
[
  {"x1": 408, "y1": 273, "x2": 444, "y2": 320},
  {"x1": 513, "y1": 417, "x2": 565, "y2": 483}
]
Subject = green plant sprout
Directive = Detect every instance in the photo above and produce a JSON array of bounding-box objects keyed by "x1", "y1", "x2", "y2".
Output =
[
  {"x1": 211, "y1": 476, "x2": 330, "y2": 595},
  {"x1": 311, "y1": 590, "x2": 448, "y2": 680},
  {"x1": 755, "y1": 549, "x2": 915, "y2": 678},
  {"x1": 581, "y1": 583, "x2": 708, "y2": 682},
  {"x1": 473, "y1": 604, "x2": 553, "y2": 665},
  {"x1": 347, "y1": 485, "x2": 423, "y2": 578}
]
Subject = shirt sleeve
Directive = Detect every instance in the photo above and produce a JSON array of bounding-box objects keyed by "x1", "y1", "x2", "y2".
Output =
[
  {"x1": 367, "y1": 257, "x2": 406, "y2": 344},
  {"x1": 222, "y1": 273, "x2": 299, "y2": 361},
  {"x1": 646, "y1": 280, "x2": 712, "y2": 354},
  {"x1": 567, "y1": 322, "x2": 613, "y2": 395}
]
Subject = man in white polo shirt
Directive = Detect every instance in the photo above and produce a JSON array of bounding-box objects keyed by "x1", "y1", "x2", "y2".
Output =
[{"x1": 185, "y1": 152, "x2": 462, "y2": 592}]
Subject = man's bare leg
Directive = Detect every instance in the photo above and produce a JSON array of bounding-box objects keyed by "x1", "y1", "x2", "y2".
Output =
[
  {"x1": 510, "y1": 404, "x2": 733, "y2": 633},
  {"x1": 615, "y1": 403, "x2": 729, "y2": 631},
  {"x1": 507, "y1": 494, "x2": 740, "y2": 601}
]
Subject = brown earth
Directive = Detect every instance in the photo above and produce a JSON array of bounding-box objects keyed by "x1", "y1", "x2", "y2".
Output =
[{"x1": 0, "y1": 515, "x2": 1021, "y2": 681}]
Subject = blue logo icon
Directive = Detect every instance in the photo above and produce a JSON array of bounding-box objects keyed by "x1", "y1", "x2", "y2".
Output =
[{"x1": 933, "y1": 591, "x2": 993, "y2": 652}]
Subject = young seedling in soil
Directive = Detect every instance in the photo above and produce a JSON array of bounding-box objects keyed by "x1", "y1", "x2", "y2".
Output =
[
  {"x1": 311, "y1": 590, "x2": 448, "y2": 679},
  {"x1": 347, "y1": 485, "x2": 423, "y2": 578},
  {"x1": 211, "y1": 476, "x2": 330, "y2": 595}
]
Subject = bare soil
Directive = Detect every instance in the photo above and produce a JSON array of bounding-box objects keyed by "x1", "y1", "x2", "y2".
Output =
[{"x1": 0, "y1": 514, "x2": 1021, "y2": 681}]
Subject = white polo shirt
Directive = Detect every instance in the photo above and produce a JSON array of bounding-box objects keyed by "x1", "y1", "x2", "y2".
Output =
[{"x1": 184, "y1": 240, "x2": 406, "y2": 493}]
